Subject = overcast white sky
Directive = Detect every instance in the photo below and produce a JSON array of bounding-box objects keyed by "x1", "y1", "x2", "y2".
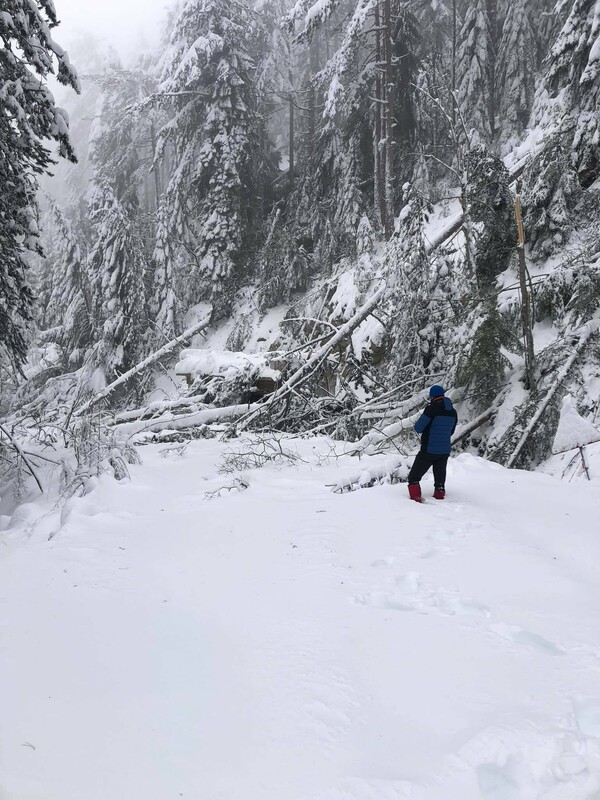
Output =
[{"x1": 55, "y1": 0, "x2": 169, "y2": 56}]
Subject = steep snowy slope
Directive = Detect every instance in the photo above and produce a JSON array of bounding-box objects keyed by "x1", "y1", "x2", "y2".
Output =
[{"x1": 1, "y1": 440, "x2": 599, "y2": 800}]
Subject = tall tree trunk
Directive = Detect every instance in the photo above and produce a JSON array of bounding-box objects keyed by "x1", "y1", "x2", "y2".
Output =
[
  {"x1": 373, "y1": 2, "x2": 384, "y2": 230},
  {"x1": 451, "y1": 0, "x2": 457, "y2": 125},
  {"x1": 486, "y1": 0, "x2": 498, "y2": 140},
  {"x1": 289, "y1": 85, "x2": 295, "y2": 193},
  {"x1": 150, "y1": 121, "x2": 162, "y2": 211},
  {"x1": 308, "y1": 32, "x2": 321, "y2": 150},
  {"x1": 382, "y1": 0, "x2": 394, "y2": 237}
]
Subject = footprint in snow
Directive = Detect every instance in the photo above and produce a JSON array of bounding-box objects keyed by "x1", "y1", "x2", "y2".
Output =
[
  {"x1": 371, "y1": 556, "x2": 396, "y2": 569},
  {"x1": 476, "y1": 762, "x2": 521, "y2": 800},
  {"x1": 354, "y1": 571, "x2": 491, "y2": 618},
  {"x1": 574, "y1": 698, "x2": 600, "y2": 738},
  {"x1": 489, "y1": 623, "x2": 563, "y2": 655}
]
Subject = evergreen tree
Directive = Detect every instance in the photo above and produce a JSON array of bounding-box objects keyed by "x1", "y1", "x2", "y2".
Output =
[
  {"x1": 496, "y1": 0, "x2": 536, "y2": 147},
  {"x1": 457, "y1": 298, "x2": 513, "y2": 413},
  {"x1": 455, "y1": 0, "x2": 495, "y2": 142},
  {"x1": 522, "y1": 135, "x2": 579, "y2": 258},
  {"x1": 0, "y1": 0, "x2": 78, "y2": 364},
  {"x1": 44, "y1": 202, "x2": 93, "y2": 368},
  {"x1": 87, "y1": 184, "x2": 147, "y2": 381},
  {"x1": 544, "y1": 0, "x2": 600, "y2": 187},
  {"x1": 386, "y1": 183, "x2": 431, "y2": 377},
  {"x1": 154, "y1": 0, "x2": 274, "y2": 317},
  {"x1": 465, "y1": 146, "x2": 516, "y2": 292},
  {"x1": 86, "y1": 66, "x2": 149, "y2": 382}
]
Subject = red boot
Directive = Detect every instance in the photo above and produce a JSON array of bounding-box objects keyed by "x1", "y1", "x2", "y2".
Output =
[
  {"x1": 433, "y1": 487, "x2": 445, "y2": 500},
  {"x1": 408, "y1": 483, "x2": 422, "y2": 503}
]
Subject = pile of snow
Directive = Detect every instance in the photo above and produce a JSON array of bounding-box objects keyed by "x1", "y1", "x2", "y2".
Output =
[
  {"x1": 175, "y1": 348, "x2": 282, "y2": 382},
  {"x1": 552, "y1": 394, "x2": 600, "y2": 453}
]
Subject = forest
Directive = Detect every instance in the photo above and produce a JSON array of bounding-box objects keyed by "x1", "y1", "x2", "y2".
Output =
[{"x1": 1, "y1": 0, "x2": 600, "y2": 501}]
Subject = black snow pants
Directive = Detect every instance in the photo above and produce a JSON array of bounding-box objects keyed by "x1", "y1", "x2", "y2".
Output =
[{"x1": 407, "y1": 451, "x2": 448, "y2": 489}]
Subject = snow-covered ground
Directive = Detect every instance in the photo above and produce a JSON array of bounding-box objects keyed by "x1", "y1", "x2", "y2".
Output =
[{"x1": 1, "y1": 439, "x2": 600, "y2": 800}]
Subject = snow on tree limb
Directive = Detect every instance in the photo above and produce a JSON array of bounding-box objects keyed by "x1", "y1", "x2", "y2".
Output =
[
  {"x1": 346, "y1": 412, "x2": 422, "y2": 457},
  {"x1": 507, "y1": 316, "x2": 600, "y2": 468},
  {"x1": 0, "y1": 423, "x2": 44, "y2": 495},
  {"x1": 73, "y1": 315, "x2": 213, "y2": 418},
  {"x1": 114, "y1": 403, "x2": 261, "y2": 438},
  {"x1": 424, "y1": 146, "x2": 543, "y2": 254},
  {"x1": 234, "y1": 287, "x2": 386, "y2": 432},
  {"x1": 451, "y1": 407, "x2": 496, "y2": 445}
]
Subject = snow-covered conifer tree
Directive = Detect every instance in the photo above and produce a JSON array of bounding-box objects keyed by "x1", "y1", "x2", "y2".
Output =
[
  {"x1": 42, "y1": 202, "x2": 93, "y2": 368},
  {"x1": 0, "y1": 0, "x2": 78, "y2": 364},
  {"x1": 455, "y1": 0, "x2": 495, "y2": 142},
  {"x1": 154, "y1": 0, "x2": 272, "y2": 318},
  {"x1": 86, "y1": 66, "x2": 149, "y2": 382},
  {"x1": 496, "y1": 0, "x2": 536, "y2": 148},
  {"x1": 465, "y1": 146, "x2": 516, "y2": 292},
  {"x1": 386, "y1": 183, "x2": 431, "y2": 377},
  {"x1": 543, "y1": 0, "x2": 600, "y2": 187}
]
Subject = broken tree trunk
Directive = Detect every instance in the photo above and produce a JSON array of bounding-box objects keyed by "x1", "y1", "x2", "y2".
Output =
[
  {"x1": 73, "y1": 315, "x2": 212, "y2": 418},
  {"x1": 234, "y1": 288, "x2": 386, "y2": 432}
]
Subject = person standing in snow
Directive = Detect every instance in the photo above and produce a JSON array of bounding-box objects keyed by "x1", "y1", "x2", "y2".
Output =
[{"x1": 407, "y1": 385, "x2": 458, "y2": 502}]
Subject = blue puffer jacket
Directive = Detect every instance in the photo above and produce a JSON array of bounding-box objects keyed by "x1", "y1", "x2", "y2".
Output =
[{"x1": 414, "y1": 396, "x2": 458, "y2": 455}]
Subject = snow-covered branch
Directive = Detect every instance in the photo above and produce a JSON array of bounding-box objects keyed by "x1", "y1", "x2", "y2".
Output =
[
  {"x1": 507, "y1": 317, "x2": 600, "y2": 468},
  {"x1": 73, "y1": 315, "x2": 212, "y2": 418},
  {"x1": 234, "y1": 288, "x2": 386, "y2": 432}
]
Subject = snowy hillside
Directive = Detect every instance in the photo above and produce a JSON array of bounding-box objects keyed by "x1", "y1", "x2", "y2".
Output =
[{"x1": 1, "y1": 439, "x2": 600, "y2": 799}]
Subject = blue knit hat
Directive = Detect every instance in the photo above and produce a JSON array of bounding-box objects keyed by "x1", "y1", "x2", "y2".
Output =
[{"x1": 429, "y1": 384, "x2": 445, "y2": 397}]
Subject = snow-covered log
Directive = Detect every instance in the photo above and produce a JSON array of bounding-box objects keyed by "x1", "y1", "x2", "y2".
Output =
[
  {"x1": 346, "y1": 412, "x2": 421, "y2": 456},
  {"x1": 114, "y1": 396, "x2": 209, "y2": 424},
  {"x1": 114, "y1": 403, "x2": 261, "y2": 439},
  {"x1": 507, "y1": 317, "x2": 600, "y2": 468},
  {"x1": 451, "y1": 407, "x2": 496, "y2": 445},
  {"x1": 329, "y1": 455, "x2": 408, "y2": 494},
  {"x1": 73, "y1": 315, "x2": 212, "y2": 418}
]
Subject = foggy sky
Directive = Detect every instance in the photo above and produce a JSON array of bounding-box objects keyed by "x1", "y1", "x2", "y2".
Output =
[{"x1": 54, "y1": 0, "x2": 169, "y2": 56}]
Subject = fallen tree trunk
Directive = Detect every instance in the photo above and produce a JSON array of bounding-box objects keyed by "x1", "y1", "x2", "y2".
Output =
[
  {"x1": 114, "y1": 402, "x2": 261, "y2": 439},
  {"x1": 451, "y1": 407, "x2": 495, "y2": 445},
  {"x1": 234, "y1": 288, "x2": 386, "y2": 432},
  {"x1": 329, "y1": 455, "x2": 408, "y2": 494},
  {"x1": 346, "y1": 412, "x2": 421, "y2": 456},
  {"x1": 73, "y1": 315, "x2": 212, "y2": 418},
  {"x1": 114, "y1": 395, "x2": 210, "y2": 424}
]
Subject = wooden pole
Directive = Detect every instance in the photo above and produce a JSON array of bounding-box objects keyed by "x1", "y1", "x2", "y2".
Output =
[{"x1": 514, "y1": 190, "x2": 535, "y2": 389}]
